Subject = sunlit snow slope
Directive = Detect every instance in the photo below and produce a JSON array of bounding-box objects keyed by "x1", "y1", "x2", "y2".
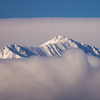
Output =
[{"x1": 0, "y1": 36, "x2": 100, "y2": 59}]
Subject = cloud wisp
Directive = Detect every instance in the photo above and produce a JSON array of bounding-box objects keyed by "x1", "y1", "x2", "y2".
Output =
[{"x1": 0, "y1": 49, "x2": 100, "y2": 100}]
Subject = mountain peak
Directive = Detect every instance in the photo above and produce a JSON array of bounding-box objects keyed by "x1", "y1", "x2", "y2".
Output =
[
  {"x1": 41, "y1": 35, "x2": 67, "y2": 46},
  {"x1": 52, "y1": 35, "x2": 66, "y2": 41},
  {"x1": 0, "y1": 35, "x2": 100, "y2": 59}
]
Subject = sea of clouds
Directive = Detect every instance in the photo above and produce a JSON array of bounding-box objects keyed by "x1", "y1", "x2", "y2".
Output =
[{"x1": 0, "y1": 48, "x2": 100, "y2": 100}]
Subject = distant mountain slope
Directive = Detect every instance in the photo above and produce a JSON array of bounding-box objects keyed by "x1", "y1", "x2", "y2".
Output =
[{"x1": 0, "y1": 36, "x2": 100, "y2": 59}]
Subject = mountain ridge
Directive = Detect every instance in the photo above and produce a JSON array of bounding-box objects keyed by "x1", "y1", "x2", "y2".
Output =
[{"x1": 0, "y1": 36, "x2": 100, "y2": 59}]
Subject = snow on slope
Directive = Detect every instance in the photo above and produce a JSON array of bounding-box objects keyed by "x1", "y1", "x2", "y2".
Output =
[{"x1": 0, "y1": 36, "x2": 100, "y2": 59}]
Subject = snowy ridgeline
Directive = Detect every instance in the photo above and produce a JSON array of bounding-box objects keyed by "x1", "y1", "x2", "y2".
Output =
[{"x1": 0, "y1": 36, "x2": 100, "y2": 59}]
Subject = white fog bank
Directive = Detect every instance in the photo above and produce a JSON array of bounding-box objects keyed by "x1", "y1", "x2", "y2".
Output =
[{"x1": 0, "y1": 49, "x2": 100, "y2": 100}]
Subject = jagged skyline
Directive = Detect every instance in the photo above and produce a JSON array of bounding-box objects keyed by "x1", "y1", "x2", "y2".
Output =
[{"x1": 0, "y1": 35, "x2": 100, "y2": 59}]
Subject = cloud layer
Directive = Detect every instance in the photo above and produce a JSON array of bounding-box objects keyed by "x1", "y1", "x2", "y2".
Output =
[
  {"x1": 0, "y1": 18, "x2": 100, "y2": 48},
  {"x1": 0, "y1": 49, "x2": 100, "y2": 100}
]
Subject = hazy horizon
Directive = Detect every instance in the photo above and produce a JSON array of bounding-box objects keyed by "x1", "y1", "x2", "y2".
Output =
[{"x1": 0, "y1": 17, "x2": 100, "y2": 49}]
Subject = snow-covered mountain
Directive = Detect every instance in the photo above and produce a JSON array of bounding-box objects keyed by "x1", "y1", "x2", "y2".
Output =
[{"x1": 0, "y1": 36, "x2": 100, "y2": 59}]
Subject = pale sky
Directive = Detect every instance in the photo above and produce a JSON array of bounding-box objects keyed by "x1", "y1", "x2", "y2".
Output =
[{"x1": 0, "y1": 17, "x2": 100, "y2": 48}]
